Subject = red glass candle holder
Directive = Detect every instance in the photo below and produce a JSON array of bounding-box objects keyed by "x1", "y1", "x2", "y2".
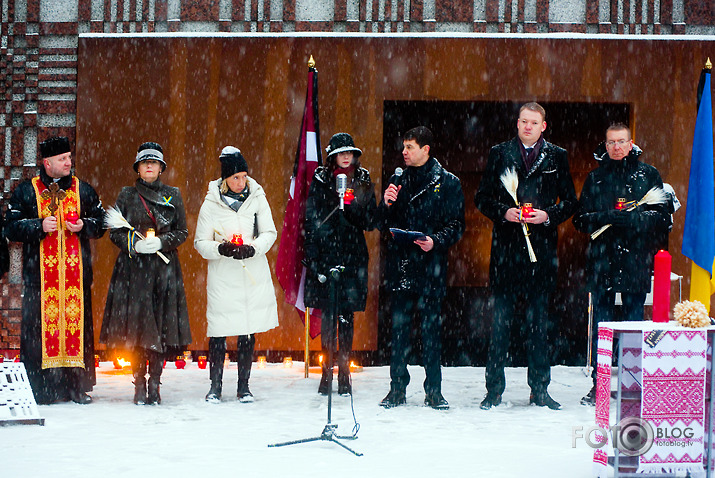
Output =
[
  {"x1": 66, "y1": 209, "x2": 79, "y2": 224},
  {"x1": 344, "y1": 189, "x2": 355, "y2": 205},
  {"x1": 615, "y1": 198, "x2": 627, "y2": 210},
  {"x1": 520, "y1": 202, "x2": 534, "y2": 220},
  {"x1": 197, "y1": 355, "x2": 207, "y2": 369},
  {"x1": 231, "y1": 234, "x2": 243, "y2": 245},
  {"x1": 94, "y1": 354, "x2": 100, "y2": 368},
  {"x1": 175, "y1": 356, "x2": 186, "y2": 369}
]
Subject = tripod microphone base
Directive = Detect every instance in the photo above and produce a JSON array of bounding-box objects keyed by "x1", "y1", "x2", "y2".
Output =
[{"x1": 268, "y1": 423, "x2": 363, "y2": 456}]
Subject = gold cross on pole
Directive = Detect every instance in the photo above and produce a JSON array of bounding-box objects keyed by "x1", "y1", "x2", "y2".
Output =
[{"x1": 40, "y1": 182, "x2": 66, "y2": 216}]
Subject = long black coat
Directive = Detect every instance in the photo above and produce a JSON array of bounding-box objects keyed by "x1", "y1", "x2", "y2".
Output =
[
  {"x1": 475, "y1": 137, "x2": 577, "y2": 294},
  {"x1": 378, "y1": 157, "x2": 465, "y2": 299},
  {"x1": 5, "y1": 169, "x2": 105, "y2": 401},
  {"x1": 304, "y1": 166, "x2": 376, "y2": 312},
  {"x1": 573, "y1": 144, "x2": 670, "y2": 293},
  {"x1": 100, "y1": 179, "x2": 192, "y2": 354}
]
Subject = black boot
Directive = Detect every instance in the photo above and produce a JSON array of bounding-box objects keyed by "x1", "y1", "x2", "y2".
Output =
[
  {"x1": 132, "y1": 349, "x2": 148, "y2": 405},
  {"x1": 147, "y1": 353, "x2": 162, "y2": 405},
  {"x1": 206, "y1": 337, "x2": 226, "y2": 403},
  {"x1": 237, "y1": 335, "x2": 255, "y2": 403}
]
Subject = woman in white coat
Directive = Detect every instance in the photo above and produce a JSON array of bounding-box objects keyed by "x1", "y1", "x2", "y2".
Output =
[{"x1": 194, "y1": 146, "x2": 279, "y2": 402}]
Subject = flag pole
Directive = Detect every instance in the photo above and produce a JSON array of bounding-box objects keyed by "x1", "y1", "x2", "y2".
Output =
[{"x1": 305, "y1": 307, "x2": 310, "y2": 378}]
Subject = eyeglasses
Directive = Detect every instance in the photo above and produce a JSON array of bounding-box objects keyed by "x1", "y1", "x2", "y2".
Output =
[{"x1": 606, "y1": 139, "x2": 630, "y2": 147}]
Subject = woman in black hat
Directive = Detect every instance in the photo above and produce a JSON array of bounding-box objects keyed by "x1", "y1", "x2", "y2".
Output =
[
  {"x1": 304, "y1": 133, "x2": 377, "y2": 395},
  {"x1": 194, "y1": 146, "x2": 279, "y2": 403},
  {"x1": 100, "y1": 142, "x2": 192, "y2": 405}
]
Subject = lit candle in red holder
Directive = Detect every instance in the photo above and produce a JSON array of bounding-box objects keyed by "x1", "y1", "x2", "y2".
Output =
[
  {"x1": 615, "y1": 198, "x2": 627, "y2": 210},
  {"x1": 145, "y1": 228, "x2": 156, "y2": 239},
  {"x1": 66, "y1": 208, "x2": 79, "y2": 224},
  {"x1": 197, "y1": 355, "x2": 207, "y2": 369},
  {"x1": 344, "y1": 189, "x2": 355, "y2": 205},
  {"x1": 231, "y1": 234, "x2": 243, "y2": 245},
  {"x1": 520, "y1": 202, "x2": 534, "y2": 221},
  {"x1": 94, "y1": 354, "x2": 100, "y2": 368},
  {"x1": 175, "y1": 356, "x2": 186, "y2": 369},
  {"x1": 652, "y1": 250, "x2": 672, "y2": 323}
]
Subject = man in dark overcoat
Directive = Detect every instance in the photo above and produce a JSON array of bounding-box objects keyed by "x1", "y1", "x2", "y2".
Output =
[
  {"x1": 573, "y1": 123, "x2": 669, "y2": 405},
  {"x1": 378, "y1": 126, "x2": 465, "y2": 410},
  {"x1": 5, "y1": 136, "x2": 105, "y2": 404},
  {"x1": 475, "y1": 102, "x2": 577, "y2": 410}
]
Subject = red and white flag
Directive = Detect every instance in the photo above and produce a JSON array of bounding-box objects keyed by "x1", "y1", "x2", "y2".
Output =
[{"x1": 276, "y1": 62, "x2": 322, "y2": 338}]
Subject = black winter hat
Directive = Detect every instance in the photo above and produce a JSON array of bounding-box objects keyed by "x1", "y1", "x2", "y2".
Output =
[
  {"x1": 325, "y1": 133, "x2": 362, "y2": 159},
  {"x1": 134, "y1": 141, "x2": 166, "y2": 172},
  {"x1": 219, "y1": 146, "x2": 248, "y2": 179},
  {"x1": 40, "y1": 136, "x2": 71, "y2": 158}
]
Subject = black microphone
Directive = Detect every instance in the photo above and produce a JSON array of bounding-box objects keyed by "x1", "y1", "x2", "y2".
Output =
[
  {"x1": 388, "y1": 167, "x2": 403, "y2": 205},
  {"x1": 301, "y1": 259, "x2": 327, "y2": 283},
  {"x1": 336, "y1": 173, "x2": 347, "y2": 210}
]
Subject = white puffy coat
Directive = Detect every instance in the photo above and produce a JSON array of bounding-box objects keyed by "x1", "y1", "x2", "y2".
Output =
[{"x1": 194, "y1": 178, "x2": 279, "y2": 337}]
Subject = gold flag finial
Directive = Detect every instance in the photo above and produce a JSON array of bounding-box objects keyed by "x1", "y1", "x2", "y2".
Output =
[
  {"x1": 706, "y1": 58, "x2": 712, "y2": 70},
  {"x1": 308, "y1": 55, "x2": 316, "y2": 69}
]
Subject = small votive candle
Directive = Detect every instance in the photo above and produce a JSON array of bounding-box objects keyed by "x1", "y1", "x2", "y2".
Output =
[
  {"x1": 197, "y1": 355, "x2": 207, "y2": 369},
  {"x1": 257, "y1": 356, "x2": 267, "y2": 369},
  {"x1": 145, "y1": 228, "x2": 156, "y2": 239},
  {"x1": 66, "y1": 209, "x2": 79, "y2": 224},
  {"x1": 231, "y1": 234, "x2": 243, "y2": 245},
  {"x1": 175, "y1": 356, "x2": 186, "y2": 369},
  {"x1": 350, "y1": 361, "x2": 363, "y2": 373},
  {"x1": 283, "y1": 356, "x2": 293, "y2": 368},
  {"x1": 94, "y1": 354, "x2": 100, "y2": 368}
]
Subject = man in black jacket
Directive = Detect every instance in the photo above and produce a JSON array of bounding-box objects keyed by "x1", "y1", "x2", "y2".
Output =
[
  {"x1": 5, "y1": 136, "x2": 105, "y2": 404},
  {"x1": 573, "y1": 123, "x2": 669, "y2": 405},
  {"x1": 378, "y1": 126, "x2": 465, "y2": 410},
  {"x1": 475, "y1": 103, "x2": 577, "y2": 410}
]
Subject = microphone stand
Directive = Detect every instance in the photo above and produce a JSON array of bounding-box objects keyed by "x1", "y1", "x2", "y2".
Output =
[{"x1": 269, "y1": 195, "x2": 362, "y2": 456}]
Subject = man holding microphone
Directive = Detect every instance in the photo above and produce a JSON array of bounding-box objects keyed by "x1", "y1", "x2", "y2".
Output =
[{"x1": 378, "y1": 126, "x2": 465, "y2": 410}]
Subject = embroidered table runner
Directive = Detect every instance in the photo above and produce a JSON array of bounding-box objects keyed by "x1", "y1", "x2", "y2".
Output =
[{"x1": 593, "y1": 324, "x2": 708, "y2": 478}]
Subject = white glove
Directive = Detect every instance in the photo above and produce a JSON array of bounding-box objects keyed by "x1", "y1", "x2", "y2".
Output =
[{"x1": 135, "y1": 236, "x2": 162, "y2": 254}]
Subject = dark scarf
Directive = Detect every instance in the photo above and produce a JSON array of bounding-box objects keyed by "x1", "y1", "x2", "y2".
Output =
[
  {"x1": 221, "y1": 184, "x2": 249, "y2": 212},
  {"x1": 135, "y1": 178, "x2": 174, "y2": 230},
  {"x1": 403, "y1": 157, "x2": 436, "y2": 195},
  {"x1": 520, "y1": 136, "x2": 544, "y2": 171}
]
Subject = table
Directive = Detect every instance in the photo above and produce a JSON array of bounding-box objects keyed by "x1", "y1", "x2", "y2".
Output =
[{"x1": 594, "y1": 321, "x2": 715, "y2": 478}]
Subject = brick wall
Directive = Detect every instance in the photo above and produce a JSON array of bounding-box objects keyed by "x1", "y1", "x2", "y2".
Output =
[{"x1": 1, "y1": 0, "x2": 714, "y2": 352}]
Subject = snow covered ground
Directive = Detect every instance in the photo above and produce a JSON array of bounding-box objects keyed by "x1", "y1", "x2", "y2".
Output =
[{"x1": 3, "y1": 362, "x2": 602, "y2": 477}]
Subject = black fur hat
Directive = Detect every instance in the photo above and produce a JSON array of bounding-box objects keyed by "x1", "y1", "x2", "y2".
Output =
[{"x1": 40, "y1": 136, "x2": 71, "y2": 158}]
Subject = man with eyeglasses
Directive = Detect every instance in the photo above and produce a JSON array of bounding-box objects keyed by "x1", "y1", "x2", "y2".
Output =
[{"x1": 573, "y1": 123, "x2": 670, "y2": 406}]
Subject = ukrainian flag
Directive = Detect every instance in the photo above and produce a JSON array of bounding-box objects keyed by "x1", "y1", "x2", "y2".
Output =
[{"x1": 682, "y1": 64, "x2": 715, "y2": 312}]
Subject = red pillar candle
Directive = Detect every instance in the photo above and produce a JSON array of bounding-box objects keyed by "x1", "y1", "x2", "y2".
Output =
[{"x1": 652, "y1": 250, "x2": 672, "y2": 323}]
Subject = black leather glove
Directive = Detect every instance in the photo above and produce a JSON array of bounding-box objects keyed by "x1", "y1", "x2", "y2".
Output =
[
  {"x1": 607, "y1": 210, "x2": 629, "y2": 227},
  {"x1": 233, "y1": 245, "x2": 255, "y2": 260},
  {"x1": 218, "y1": 242, "x2": 239, "y2": 257}
]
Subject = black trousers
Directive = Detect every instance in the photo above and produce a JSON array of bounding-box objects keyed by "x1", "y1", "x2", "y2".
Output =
[
  {"x1": 321, "y1": 311, "x2": 354, "y2": 359},
  {"x1": 208, "y1": 335, "x2": 255, "y2": 385},
  {"x1": 389, "y1": 291, "x2": 443, "y2": 395},
  {"x1": 485, "y1": 290, "x2": 551, "y2": 397},
  {"x1": 589, "y1": 290, "x2": 646, "y2": 385}
]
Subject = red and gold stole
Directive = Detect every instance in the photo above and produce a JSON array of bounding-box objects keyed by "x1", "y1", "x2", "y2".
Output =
[{"x1": 32, "y1": 176, "x2": 84, "y2": 369}]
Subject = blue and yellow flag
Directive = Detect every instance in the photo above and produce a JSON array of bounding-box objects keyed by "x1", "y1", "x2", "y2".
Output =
[{"x1": 682, "y1": 65, "x2": 715, "y2": 312}]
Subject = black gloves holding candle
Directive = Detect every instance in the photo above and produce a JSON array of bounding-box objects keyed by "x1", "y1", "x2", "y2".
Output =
[{"x1": 218, "y1": 242, "x2": 255, "y2": 260}]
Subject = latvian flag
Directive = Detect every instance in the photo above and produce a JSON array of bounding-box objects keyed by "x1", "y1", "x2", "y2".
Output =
[{"x1": 276, "y1": 59, "x2": 322, "y2": 338}]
